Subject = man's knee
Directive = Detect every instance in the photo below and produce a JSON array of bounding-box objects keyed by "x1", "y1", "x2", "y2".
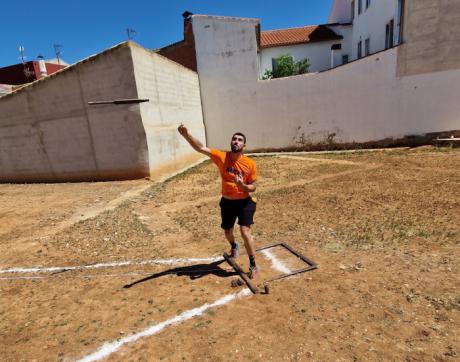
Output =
[
  {"x1": 240, "y1": 225, "x2": 251, "y2": 237},
  {"x1": 224, "y1": 228, "x2": 234, "y2": 237}
]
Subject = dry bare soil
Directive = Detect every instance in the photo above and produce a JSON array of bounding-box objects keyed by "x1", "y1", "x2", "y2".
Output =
[{"x1": 0, "y1": 147, "x2": 459, "y2": 361}]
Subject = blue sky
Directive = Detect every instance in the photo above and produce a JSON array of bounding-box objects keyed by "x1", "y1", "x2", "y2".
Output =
[{"x1": 1, "y1": 0, "x2": 333, "y2": 67}]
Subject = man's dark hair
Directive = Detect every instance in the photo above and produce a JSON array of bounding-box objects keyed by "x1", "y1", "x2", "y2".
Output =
[{"x1": 232, "y1": 132, "x2": 246, "y2": 144}]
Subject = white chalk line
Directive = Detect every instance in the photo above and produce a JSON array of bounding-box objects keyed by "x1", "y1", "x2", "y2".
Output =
[
  {"x1": 0, "y1": 272, "x2": 156, "y2": 281},
  {"x1": 76, "y1": 288, "x2": 252, "y2": 362},
  {"x1": 0, "y1": 257, "x2": 223, "y2": 275},
  {"x1": 260, "y1": 249, "x2": 292, "y2": 274}
]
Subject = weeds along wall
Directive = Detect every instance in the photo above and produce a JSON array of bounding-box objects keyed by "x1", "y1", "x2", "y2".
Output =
[{"x1": 192, "y1": 14, "x2": 460, "y2": 151}]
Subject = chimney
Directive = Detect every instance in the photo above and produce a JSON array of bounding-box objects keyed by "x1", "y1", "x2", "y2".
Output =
[{"x1": 37, "y1": 54, "x2": 47, "y2": 77}]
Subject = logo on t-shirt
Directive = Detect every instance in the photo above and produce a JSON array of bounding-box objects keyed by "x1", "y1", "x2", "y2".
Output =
[{"x1": 226, "y1": 167, "x2": 245, "y2": 177}]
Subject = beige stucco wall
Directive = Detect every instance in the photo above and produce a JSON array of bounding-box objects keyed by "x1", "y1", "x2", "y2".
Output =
[
  {"x1": 0, "y1": 43, "x2": 150, "y2": 182},
  {"x1": 0, "y1": 42, "x2": 206, "y2": 182},
  {"x1": 397, "y1": 0, "x2": 460, "y2": 76},
  {"x1": 130, "y1": 44, "x2": 206, "y2": 179},
  {"x1": 192, "y1": 15, "x2": 460, "y2": 151}
]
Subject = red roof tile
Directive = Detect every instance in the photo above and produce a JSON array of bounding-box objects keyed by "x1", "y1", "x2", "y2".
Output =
[{"x1": 261, "y1": 25, "x2": 342, "y2": 48}]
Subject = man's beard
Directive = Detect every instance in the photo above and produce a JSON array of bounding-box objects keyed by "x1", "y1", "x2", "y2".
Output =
[{"x1": 231, "y1": 144, "x2": 241, "y2": 153}]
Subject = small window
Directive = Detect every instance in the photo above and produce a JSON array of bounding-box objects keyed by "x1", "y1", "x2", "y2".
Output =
[
  {"x1": 358, "y1": 0, "x2": 362, "y2": 15},
  {"x1": 365, "y1": 38, "x2": 370, "y2": 55},
  {"x1": 351, "y1": 0, "x2": 355, "y2": 21},
  {"x1": 271, "y1": 58, "x2": 278, "y2": 72},
  {"x1": 385, "y1": 19, "x2": 395, "y2": 48},
  {"x1": 366, "y1": 0, "x2": 371, "y2": 9},
  {"x1": 342, "y1": 55, "x2": 349, "y2": 64},
  {"x1": 357, "y1": 41, "x2": 362, "y2": 59}
]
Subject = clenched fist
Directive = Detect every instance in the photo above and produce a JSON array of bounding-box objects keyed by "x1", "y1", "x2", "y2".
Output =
[{"x1": 178, "y1": 123, "x2": 188, "y2": 137}]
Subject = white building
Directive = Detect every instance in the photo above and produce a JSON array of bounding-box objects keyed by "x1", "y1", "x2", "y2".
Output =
[
  {"x1": 260, "y1": 0, "x2": 406, "y2": 77},
  {"x1": 258, "y1": 25, "x2": 344, "y2": 77},
  {"x1": 329, "y1": 0, "x2": 406, "y2": 61}
]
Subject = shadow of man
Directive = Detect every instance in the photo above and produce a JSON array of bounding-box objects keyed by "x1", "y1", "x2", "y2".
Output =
[{"x1": 123, "y1": 260, "x2": 235, "y2": 289}]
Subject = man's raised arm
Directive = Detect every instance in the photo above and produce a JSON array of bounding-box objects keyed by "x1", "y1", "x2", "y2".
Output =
[{"x1": 177, "y1": 124, "x2": 212, "y2": 157}]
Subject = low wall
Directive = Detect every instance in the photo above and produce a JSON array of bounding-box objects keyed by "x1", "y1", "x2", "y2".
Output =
[{"x1": 192, "y1": 15, "x2": 460, "y2": 151}]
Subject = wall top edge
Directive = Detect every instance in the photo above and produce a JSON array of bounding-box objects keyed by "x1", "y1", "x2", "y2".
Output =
[{"x1": 192, "y1": 14, "x2": 260, "y2": 23}]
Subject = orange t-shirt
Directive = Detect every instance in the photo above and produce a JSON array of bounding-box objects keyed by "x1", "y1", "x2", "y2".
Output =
[{"x1": 210, "y1": 149, "x2": 257, "y2": 199}]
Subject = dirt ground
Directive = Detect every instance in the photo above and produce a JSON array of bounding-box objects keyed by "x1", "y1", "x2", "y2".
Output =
[{"x1": 0, "y1": 147, "x2": 459, "y2": 362}]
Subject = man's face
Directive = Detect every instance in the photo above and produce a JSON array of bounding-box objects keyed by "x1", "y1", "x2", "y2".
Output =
[{"x1": 230, "y1": 134, "x2": 245, "y2": 153}]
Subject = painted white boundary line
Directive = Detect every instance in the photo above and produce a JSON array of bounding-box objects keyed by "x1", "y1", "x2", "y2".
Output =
[
  {"x1": 260, "y1": 249, "x2": 292, "y2": 274},
  {"x1": 0, "y1": 257, "x2": 223, "y2": 275},
  {"x1": 0, "y1": 272, "x2": 156, "y2": 281},
  {"x1": 76, "y1": 289, "x2": 251, "y2": 362}
]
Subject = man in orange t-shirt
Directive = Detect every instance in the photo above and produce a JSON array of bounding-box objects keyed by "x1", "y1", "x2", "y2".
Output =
[{"x1": 178, "y1": 124, "x2": 259, "y2": 279}]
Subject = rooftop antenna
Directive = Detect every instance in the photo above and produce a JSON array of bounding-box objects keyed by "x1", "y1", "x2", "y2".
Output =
[
  {"x1": 53, "y1": 43, "x2": 63, "y2": 65},
  {"x1": 18, "y1": 46, "x2": 34, "y2": 81},
  {"x1": 126, "y1": 27, "x2": 137, "y2": 40},
  {"x1": 18, "y1": 46, "x2": 26, "y2": 63}
]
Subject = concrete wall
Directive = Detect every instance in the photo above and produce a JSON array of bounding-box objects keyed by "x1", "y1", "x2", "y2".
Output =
[
  {"x1": 259, "y1": 40, "x2": 343, "y2": 77},
  {"x1": 192, "y1": 15, "x2": 460, "y2": 151},
  {"x1": 0, "y1": 41, "x2": 206, "y2": 182},
  {"x1": 0, "y1": 43, "x2": 150, "y2": 182},
  {"x1": 397, "y1": 0, "x2": 460, "y2": 76},
  {"x1": 130, "y1": 44, "x2": 206, "y2": 179}
]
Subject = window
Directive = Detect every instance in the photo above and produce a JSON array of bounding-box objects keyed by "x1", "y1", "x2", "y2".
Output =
[
  {"x1": 358, "y1": 0, "x2": 362, "y2": 15},
  {"x1": 342, "y1": 55, "x2": 349, "y2": 64},
  {"x1": 271, "y1": 58, "x2": 278, "y2": 72},
  {"x1": 357, "y1": 41, "x2": 362, "y2": 59},
  {"x1": 366, "y1": 0, "x2": 371, "y2": 9},
  {"x1": 385, "y1": 19, "x2": 395, "y2": 48},
  {"x1": 365, "y1": 38, "x2": 370, "y2": 55},
  {"x1": 351, "y1": 0, "x2": 355, "y2": 21}
]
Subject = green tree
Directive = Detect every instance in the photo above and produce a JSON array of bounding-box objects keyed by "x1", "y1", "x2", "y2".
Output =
[{"x1": 262, "y1": 54, "x2": 310, "y2": 80}]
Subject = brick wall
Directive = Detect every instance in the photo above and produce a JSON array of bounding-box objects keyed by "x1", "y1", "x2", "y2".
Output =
[{"x1": 158, "y1": 21, "x2": 197, "y2": 71}]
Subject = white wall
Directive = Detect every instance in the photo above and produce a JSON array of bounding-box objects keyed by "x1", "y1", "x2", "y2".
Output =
[
  {"x1": 259, "y1": 39, "x2": 342, "y2": 77},
  {"x1": 192, "y1": 15, "x2": 460, "y2": 151},
  {"x1": 130, "y1": 44, "x2": 206, "y2": 179}
]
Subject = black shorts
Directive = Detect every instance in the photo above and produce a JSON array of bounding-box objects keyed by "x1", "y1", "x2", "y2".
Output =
[{"x1": 219, "y1": 197, "x2": 256, "y2": 230}]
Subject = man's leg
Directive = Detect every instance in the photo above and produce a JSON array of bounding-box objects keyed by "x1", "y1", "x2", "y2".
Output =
[
  {"x1": 238, "y1": 198, "x2": 258, "y2": 278},
  {"x1": 224, "y1": 228, "x2": 239, "y2": 257},
  {"x1": 220, "y1": 198, "x2": 238, "y2": 257},
  {"x1": 240, "y1": 225, "x2": 255, "y2": 256},
  {"x1": 240, "y1": 225, "x2": 259, "y2": 278}
]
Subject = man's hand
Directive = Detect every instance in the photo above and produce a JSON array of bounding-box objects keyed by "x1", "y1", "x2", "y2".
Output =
[
  {"x1": 177, "y1": 123, "x2": 211, "y2": 157},
  {"x1": 235, "y1": 174, "x2": 245, "y2": 188},
  {"x1": 235, "y1": 173, "x2": 256, "y2": 193},
  {"x1": 178, "y1": 123, "x2": 188, "y2": 137}
]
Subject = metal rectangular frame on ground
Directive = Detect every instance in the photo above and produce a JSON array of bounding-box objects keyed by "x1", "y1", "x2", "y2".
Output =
[{"x1": 256, "y1": 242, "x2": 318, "y2": 282}]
